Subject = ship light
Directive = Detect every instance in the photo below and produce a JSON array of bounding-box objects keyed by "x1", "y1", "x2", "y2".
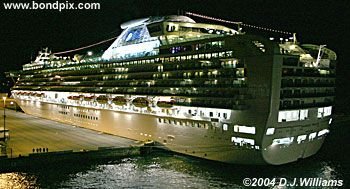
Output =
[
  {"x1": 266, "y1": 128, "x2": 275, "y2": 135},
  {"x1": 297, "y1": 135, "x2": 307, "y2": 144},
  {"x1": 157, "y1": 96, "x2": 172, "y2": 102},
  {"x1": 234, "y1": 125, "x2": 256, "y2": 134},
  {"x1": 309, "y1": 132, "x2": 317, "y2": 140},
  {"x1": 272, "y1": 137, "x2": 294, "y2": 145},
  {"x1": 318, "y1": 129, "x2": 329, "y2": 137},
  {"x1": 231, "y1": 137, "x2": 255, "y2": 146},
  {"x1": 329, "y1": 118, "x2": 333, "y2": 125},
  {"x1": 222, "y1": 124, "x2": 229, "y2": 131},
  {"x1": 87, "y1": 51, "x2": 93, "y2": 56}
]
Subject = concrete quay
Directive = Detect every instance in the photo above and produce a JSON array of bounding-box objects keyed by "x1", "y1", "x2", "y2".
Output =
[{"x1": 0, "y1": 108, "x2": 142, "y2": 161}]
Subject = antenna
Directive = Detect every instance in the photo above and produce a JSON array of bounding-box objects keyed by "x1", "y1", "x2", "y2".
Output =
[
  {"x1": 315, "y1": 45, "x2": 326, "y2": 66},
  {"x1": 293, "y1": 33, "x2": 297, "y2": 44}
]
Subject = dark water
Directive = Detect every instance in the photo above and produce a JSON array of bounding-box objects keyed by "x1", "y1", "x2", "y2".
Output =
[{"x1": 1, "y1": 118, "x2": 349, "y2": 189}]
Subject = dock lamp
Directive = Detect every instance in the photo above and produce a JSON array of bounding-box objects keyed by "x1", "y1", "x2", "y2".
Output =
[{"x1": 2, "y1": 96, "x2": 6, "y2": 141}]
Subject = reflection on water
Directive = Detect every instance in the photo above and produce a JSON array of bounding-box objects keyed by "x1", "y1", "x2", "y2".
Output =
[
  {"x1": 0, "y1": 152, "x2": 347, "y2": 189},
  {"x1": 0, "y1": 118, "x2": 349, "y2": 188},
  {"x1": 0, "y1": 172, "x2": 38, "y2": 189}
]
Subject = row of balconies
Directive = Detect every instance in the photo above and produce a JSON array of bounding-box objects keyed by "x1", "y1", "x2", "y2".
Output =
[
  {"x1": 281, "y1": 82, "x2": 335, "y2": 88},
  {"x1": 19, "y1": 68, "x2": 246, "y2": 83},
  {"x1": 280, "y1": 92, "x2": 335, "y2": 99},
  {"x1": 279, "y1": 99, "x2": 333, "y2": 110},
  {"x1": 16, "y1": 78, "x2": 247, "y2": 88},
  {"x1": 13, "y1": 85, "x2": 249, "y2": 98},
  {"x1": 282, "y1": 69, "x2": 335, "y2": 78},
  {"x1": 281, "y1": 78, "x2": 335, "y2": 88},
  {"x1": 27, "y1": 57, "x2": 231, "y2": 79}
]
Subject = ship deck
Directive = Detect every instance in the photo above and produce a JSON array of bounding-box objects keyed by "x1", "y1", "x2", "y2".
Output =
[{"x1": 1, "y1": 108, "x2": 138, "y2": 158}]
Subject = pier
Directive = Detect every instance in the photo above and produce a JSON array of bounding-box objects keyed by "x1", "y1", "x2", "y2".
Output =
[{"x1": 0, "y1": 108, "x2": 145, "y2": 171}]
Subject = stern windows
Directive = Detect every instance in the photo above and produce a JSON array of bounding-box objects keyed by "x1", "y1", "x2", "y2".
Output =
[
  {"x1": 297, "y1": 135, "x2": 307, "y2": 144},
  {"x1": 266, "y1": 128, "x2": 275, "y2": 135},
  {"x1": 299, "y1": 109, "x2": 308, "y2": 120},
  {"x1": 272, "y1": 137, "x2": 294, "y2": 145},
  {"x1": 318, "y1": 129, "x2": 329, "y2": 137},
  {"x1": 278, "y1": 110, "x2": 299, "y2": 122},
  {"x1": 318, "y1": 106, "x2": 332, "y2": 118},
  {"x1": 324, "y1": 106, "x2": 332, "y2": 117},
  {"x1": 278, "y1": 109, "x2": 308, "y2": 122},
  {"x1": 231, "y1": 137, "x2": 255, "y2": 146},
  {"x1": 309, "y1": 132, "x2": 317, "y2": 141},
  {"x1": 233, "y1": 125, "x2": 256, "y2": 134},
  {"x1": 222, "y1": 123, "x2": 228, "y2": 131}
]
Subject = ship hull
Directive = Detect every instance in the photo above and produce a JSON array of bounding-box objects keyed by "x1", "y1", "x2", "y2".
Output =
[{"x1": 14, "y1": 98, "x2": 327, "y2": 165}]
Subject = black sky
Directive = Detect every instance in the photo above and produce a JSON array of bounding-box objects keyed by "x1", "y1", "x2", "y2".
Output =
[{"x1": 0, "y1": 0, "x2": 349, "y2": 112}]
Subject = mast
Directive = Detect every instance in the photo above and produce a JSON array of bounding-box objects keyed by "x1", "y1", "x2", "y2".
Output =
[{"x1": 315, "y1": 45, "x2": 326, "y2": 66}]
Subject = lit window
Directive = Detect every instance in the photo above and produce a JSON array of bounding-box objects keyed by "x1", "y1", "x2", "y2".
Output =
[
  {"x1": 324, "y1": 106, "x2": 332, "y2": 117},
  {"x1": 278, "y1": 110, "x2": 299, "y2": 122},
  {"x1": 318, "y1": 129, "x2": 329, "y2": 137},
  {"x1": 231, "y1": 137, "x2": 255, "y2": 146},
  {"x1": 318, "y1": 107, "x2": 324, "y2": 118},
  {"x1": 272, "y1": 137, "x2": 294, "y2": 145},
  {"x1": 309, "y1": 132, "x2": 317, "y2": 140},
  {"x1": 223, "y1": 124, "x2": 228, "y2": 131},
  {"x1": 299, "y1": 109, "x2": 308, "y2": 120},
  {"x1": 233, "y1": 125, "x2": 255, "y2": 134},
  {"x1": 297, "y1": 135, "x2": 307, "y2": 144},
  {"x1": 266, "y1": 128, "x2": 275, "y2": 135},
  {"x1": 329, "y1": 118, "x2": 333, "y2": 125}
]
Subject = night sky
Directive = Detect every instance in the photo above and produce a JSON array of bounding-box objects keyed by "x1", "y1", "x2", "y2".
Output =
[{"x1": 0, "y1": 0, "x2": 349, "y2": 113}]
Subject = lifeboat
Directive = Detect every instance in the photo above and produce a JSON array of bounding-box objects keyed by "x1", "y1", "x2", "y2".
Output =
[
  {"x1": 132, "y1": 97, "x2": 149, "y2": 108},
  {"x1": 96, "y1": 95, "x2": 109, "y2": 104},
  {"x1": 83, "y1": 96, "x2": 96, "y2": 101},
  {"x1": 67, "y1": 95, "x2": 82, "y2": 100},
  {"x1": 157, "y1": 101, "x2": 175, "y2": 108},
  {"x1": 156, "y1": 97, "x2": 175, "y2": 108},
  {"x1": 112, "y1": 96, "x2": 127, "y2": 106},
  {"x1": 36, "y1": 93, "x2": 44, "y2": 97}
]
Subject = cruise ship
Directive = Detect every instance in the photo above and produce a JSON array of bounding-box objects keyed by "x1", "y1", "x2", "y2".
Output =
[{"x1": 8, "y1": 14, "x2": 336, "y2": 165}]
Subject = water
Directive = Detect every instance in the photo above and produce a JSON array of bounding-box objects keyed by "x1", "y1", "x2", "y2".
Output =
[
  {"x1": 0, "y1": 152, "x2": 348, "y2": 189},
  {"x1": 1, "y1": 118, "x2": 349, "y2": 188}
]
